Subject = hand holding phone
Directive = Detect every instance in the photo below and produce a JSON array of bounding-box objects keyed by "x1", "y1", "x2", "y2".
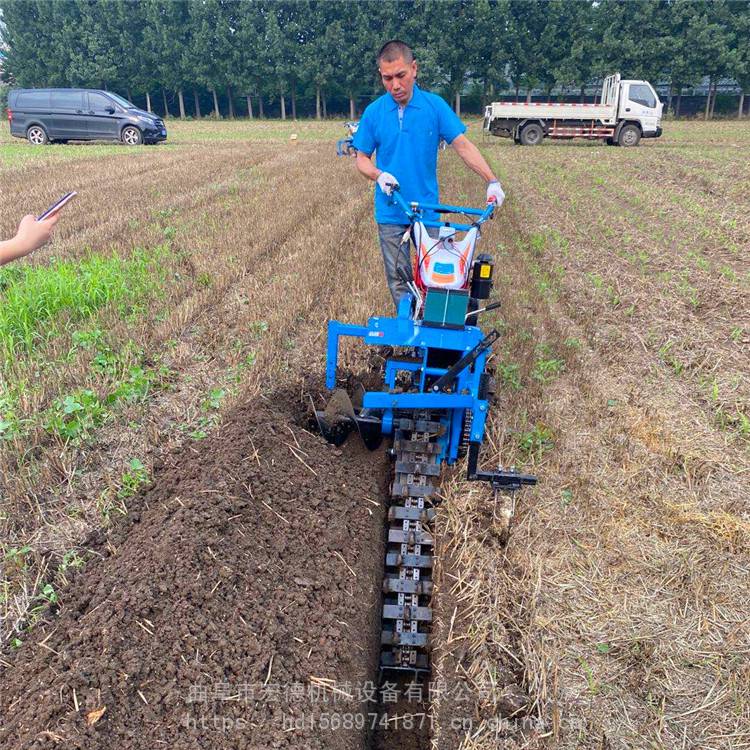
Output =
[{"x1": 37, "y1": 191, "x2": 77, "y2": 221}]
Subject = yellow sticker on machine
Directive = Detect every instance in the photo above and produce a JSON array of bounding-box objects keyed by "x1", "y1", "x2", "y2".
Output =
[{"x1": 479, "y1": 264, "x2": 491, "y2": 279}]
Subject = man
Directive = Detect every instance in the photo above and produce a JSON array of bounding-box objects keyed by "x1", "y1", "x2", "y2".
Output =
[
  {"x1": 353, "y1": 39, "x2": 504, "y2": 309},
  {"x1": 0, "y1": 213, "x2": 60, "y2": 266}
]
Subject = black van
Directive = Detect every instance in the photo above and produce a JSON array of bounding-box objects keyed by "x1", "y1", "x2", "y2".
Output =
[{"x1": 7, "y1": 88, "x2": 167, "y2": 145}]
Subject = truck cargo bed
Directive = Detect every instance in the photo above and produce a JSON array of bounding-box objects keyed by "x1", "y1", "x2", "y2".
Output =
[{"x1": 484, "y1": 101, "x2": 617, "y2": 124}]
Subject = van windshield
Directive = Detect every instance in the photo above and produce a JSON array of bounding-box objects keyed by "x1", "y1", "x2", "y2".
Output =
[{"x1": 107, "y1": 92, "x2": 135, "y2": 109}]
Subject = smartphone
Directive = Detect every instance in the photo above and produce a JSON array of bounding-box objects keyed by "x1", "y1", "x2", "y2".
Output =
[{"x1": 37, "y1": 191, "x2": 77, "y2": 221}]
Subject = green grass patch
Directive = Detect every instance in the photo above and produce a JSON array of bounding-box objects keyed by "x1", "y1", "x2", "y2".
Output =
[{"x1": 0, "y1": 244, "x2": 170, "y2": 360}]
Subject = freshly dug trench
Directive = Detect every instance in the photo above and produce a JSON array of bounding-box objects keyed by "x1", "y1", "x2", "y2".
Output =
[{"x1": 0, "y1": 397, "x2": 388, "y2": 750}]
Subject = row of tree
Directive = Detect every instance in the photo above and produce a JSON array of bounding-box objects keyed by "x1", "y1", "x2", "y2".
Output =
[{"x1": 1, "y1": 0, "x2": 749, "y2": 119}]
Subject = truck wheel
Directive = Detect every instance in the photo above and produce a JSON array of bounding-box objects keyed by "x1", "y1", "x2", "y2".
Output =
[
  {"x1": 617, "y1": 124, "x2": 641, "y2": 147},
  {"x1": 27, "y1": 125, "x2": 49, "y2": 145},
  {"x1": 121, "y1": 126, "x2": 143, "y2": 145},
  {"x1": 520, "y1": 123, "x2": 544, "y2": 146}
]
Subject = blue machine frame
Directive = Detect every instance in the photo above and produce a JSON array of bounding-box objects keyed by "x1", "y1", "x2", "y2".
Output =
[
  {"x1": 324, "y1": 193, "x2": 497, "y2": 466},
  {"x1": 325, "y1": 296, "x2": 490, "y2": 465}
]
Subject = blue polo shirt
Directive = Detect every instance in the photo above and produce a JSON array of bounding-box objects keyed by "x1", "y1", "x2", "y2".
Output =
[{"x1": 353, "y1": 84, "x2": 466, "y2": 224}]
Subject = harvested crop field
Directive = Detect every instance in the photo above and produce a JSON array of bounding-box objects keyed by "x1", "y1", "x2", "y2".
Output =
[{"x1": 1, "y1": 119, "x2": 749, "y2": 750}]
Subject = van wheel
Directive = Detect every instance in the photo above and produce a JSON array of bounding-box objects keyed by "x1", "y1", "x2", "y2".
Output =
[
  {"x1": 617, "y1": 124, "x2": 641, "y2": 147},
  {"x1": 121, "y1": 126, "x2": 143, "y2": 145},
  {"x1": 519, "y1": 123, "x2": 544, "y2": 146},
  {"x1": 27, "y1": 126, "x2": 49, "y2": 145}
]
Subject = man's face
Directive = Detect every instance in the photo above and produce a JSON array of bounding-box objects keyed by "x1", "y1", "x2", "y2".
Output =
[{"x1": 379, "y1": 56, "x2": 418, "y2": 106}]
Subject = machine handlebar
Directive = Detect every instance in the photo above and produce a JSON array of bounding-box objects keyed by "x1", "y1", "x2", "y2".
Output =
[{"x1": 389, "y1": 189, "x2": 494, "y2": 232}]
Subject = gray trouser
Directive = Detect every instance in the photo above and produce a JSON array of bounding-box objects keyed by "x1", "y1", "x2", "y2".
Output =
[{"x1": 377, "y1": 223, "x2": 412, "y2": 310}]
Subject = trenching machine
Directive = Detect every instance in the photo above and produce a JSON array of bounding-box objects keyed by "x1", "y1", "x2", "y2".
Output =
[
  {"x1": 336, "y1": 121, "x2": 359, "y2": 157},
  {"x1": 316, "y1": 189, "x2": 536, "y2": 675}
]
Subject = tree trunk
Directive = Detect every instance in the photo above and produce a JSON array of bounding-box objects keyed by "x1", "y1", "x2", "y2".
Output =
[
  {"x1": 322, "y1": 92, "x2": 327, "y2": 118},
  {"x1": 127, "y1": 89, "x2": 133, "y2": 102},
  {"x1": 739, "y1": 91, "x2": 746, "y2": 119},
  {"x1": 178, "y1": 89, "x2": 186, "y2": 119},
  {"x1": 212, "y1": 88, "x2": 220, "y2": 118},
  {"x1": 454, "y1": 90, "x2": 461, "y2": 115},
  {"x1": 666, "y1": 84, "x2": 673, "y2": 115},
  {"x1": 227, "y1": 86, "x2": 235, "y2": 118},
  {"x1": 349, "y1": 95, "x2": 355, "y2": 119},
  {"x1": 514, "y1": 83, "x2": 519, "y2": 103},
  {"x1": 193, "y1": 90, "x2": 201, "y2": 118},
  {"x1": 525, "y1": 90, "x2": 532, "y2": 104},
  {"x1": 675, "y1": 89, "x2": 682, "y2": 118},
  {"x1": 704, "y1": 77, "x2": 712, "y2": 120},
  {"x1": 316, "y1": 86, "x2": 321, "y2": 119},
  {"x1": 580, "y1": 84, "x2": 585, "y2": 103},
  {"x1": 709, "y1": 79, "x2": 717, "y2": 118},
  {"x1": 291, "y1": 83, "x2": 297, "y2": 119},
  {"x1": 162, "y1": 89, "x2": 170, "y2": 118},
  {"x1": 258, "y1": 96, "x2": 264, "y2": 118},
  {"x1": 280, "y1": 89, "x2": 286, "y2": 119},
  {"x1": 246, "y1": 95, "x2": 253, "y2": 119},
  {"x1": 146, "y1": 91, "x2": 152, "y2": 113}
]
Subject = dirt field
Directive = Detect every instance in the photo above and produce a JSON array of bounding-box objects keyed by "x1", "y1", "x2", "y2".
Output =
[{"x1": 1, "y1": 118, "x2": 748, "y2": 749}]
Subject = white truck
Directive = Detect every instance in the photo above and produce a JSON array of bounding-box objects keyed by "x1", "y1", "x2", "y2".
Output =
[{"x1": 483, "y1": 73, "x2": 663, "y2": 147}]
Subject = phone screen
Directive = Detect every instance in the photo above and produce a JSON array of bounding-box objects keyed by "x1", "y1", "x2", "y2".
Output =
[{"x1": 37, "y1": 191, "x2": 77, "y2": 221}]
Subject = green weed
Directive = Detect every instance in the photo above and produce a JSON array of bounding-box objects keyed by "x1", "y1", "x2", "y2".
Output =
[
  {"x1": 197, "y1": 271, "x2": 213, "y2": 287},
  {"x1": 4, "y1": 545, "x2": 32, "y2": 572},
  {"x1": 202, "y1": 388, "x2": 226, "y2": 411},
  {"x1": 517, "y1": 423, "x2": 554, "y2": 459},
  {"x1": 109, "y1": 366, "x2": 157, "y2": 404},
  {"x1": 497, "y1": 361, "x2": 522, "y2": 390},
  {"x1": 59, "y1": 549, "x2": 85, "y2": 574},
  {"x1": 658, "y1": 340, "x2": 685, "y2": 376},
  {"x1": 42, "y1": 389, "x2": 108, "y2": 442},
  {"x1": 250, "y1": 320, "x2": 269, "y2": 336},
  {"x1": 95, "y1": 488, "x2": 127, "y2": 523},
  {"x1": 0, "y1": 392, "x2": 21, "y2": 441},
  {"x1": 117, "y1": 458, "x2": 149, "y2": 499},
  {"x1": 578, "y1": 656, "x2": 600, "y2": 695},
  {"x1": 532, "y1": 357, "x2": 565, "y2": 384}
]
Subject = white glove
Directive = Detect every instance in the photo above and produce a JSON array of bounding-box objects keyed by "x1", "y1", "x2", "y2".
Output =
[
  {"x1": 377, "y1": 171, "x2": 399, "y2": 196},
  {"x1": 486, "y1": 180, "x2": 505, "y2": 206}
]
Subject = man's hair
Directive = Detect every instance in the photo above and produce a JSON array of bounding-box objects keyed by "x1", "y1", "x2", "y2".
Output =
[{"x1": 377, "y1": 40, "x2": 415, "y2": 65}]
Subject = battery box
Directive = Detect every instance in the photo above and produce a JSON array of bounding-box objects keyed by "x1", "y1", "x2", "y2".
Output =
[{"x1": 423, "y1": 289, "x2": 469, "y2": 328}]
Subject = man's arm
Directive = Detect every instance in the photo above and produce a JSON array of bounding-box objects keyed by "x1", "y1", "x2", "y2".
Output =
[
  {"x1": 450, "y1": 134, "x2": 497, "y2": 183},
  {"x1": 355, "y1": 151, "x2": 400, "y2": 197},
  {"x1": 355, "y1": 151, "x2": 381, "y2": 182}
]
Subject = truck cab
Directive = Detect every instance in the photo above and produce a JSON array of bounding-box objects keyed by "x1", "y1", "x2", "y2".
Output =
[{"x1": 618, "y1": 79, "x2": 663, "y2": 139}]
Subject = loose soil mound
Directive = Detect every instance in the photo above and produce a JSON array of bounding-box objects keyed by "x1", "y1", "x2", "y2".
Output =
[{"x1": 0, "y1": 396, "x2": 389, "y2": 750}]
